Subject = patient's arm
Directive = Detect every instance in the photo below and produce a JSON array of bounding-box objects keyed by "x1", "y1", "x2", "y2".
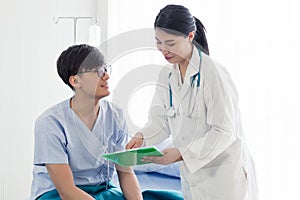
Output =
[
  {"x1": 116, "y1": 164, "x2": 143, "y2": 200},
  {"x1": 46, "y1": 164, "x2": 94, "y2": 200}
]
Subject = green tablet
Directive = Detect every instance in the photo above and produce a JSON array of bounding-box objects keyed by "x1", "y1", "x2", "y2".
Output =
[{"x1": 102, "y1": 146, "x2": 164, "y2": 167}]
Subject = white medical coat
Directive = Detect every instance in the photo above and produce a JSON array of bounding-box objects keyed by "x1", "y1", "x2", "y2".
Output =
[{"x1": 141, "y1": 47, "x2": 258, "y2": 200}]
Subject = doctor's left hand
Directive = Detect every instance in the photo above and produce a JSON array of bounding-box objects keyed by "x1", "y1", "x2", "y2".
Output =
[{"x1": 142, "y1": 148, "x2": 183, "y2": 165}]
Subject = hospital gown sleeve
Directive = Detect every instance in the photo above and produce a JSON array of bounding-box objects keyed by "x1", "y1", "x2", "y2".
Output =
[
  {"x1": 180, "y1": 63, "x2": 239, "y2": 174},
  {"x1": 33, "y1": 115, "x2": 68, "y2": 166}
]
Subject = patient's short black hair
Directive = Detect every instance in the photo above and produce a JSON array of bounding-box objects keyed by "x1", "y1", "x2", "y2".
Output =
[{"x1": 56, "y1": 44, "x2": 104, "y2": 90}]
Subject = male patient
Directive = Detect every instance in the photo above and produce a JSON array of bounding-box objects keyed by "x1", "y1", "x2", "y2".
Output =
[{"x1": 30, "y1": 44, "x2": 142, "y2": 200}]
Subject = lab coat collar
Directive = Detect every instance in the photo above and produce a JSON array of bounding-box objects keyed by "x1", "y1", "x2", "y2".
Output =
[
  {"x1": 169, "y1": 66, "x2": 180, "y2": 99},
  {"x1": 185, "y1": 46, "x2": 201, "y2": 79},
  {"x1": 173, "y1": 46, "x2": 201, "y2": 100}
]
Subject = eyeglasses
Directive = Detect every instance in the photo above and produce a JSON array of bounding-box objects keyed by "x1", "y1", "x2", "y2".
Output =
[{"x1": 77, "y1": 64, "x2": 111, "y2": 78}]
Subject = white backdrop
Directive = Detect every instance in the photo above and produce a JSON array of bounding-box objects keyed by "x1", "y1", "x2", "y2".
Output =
[{"x1": 0, "y1": 0, "x2": 299, "y2": 199}]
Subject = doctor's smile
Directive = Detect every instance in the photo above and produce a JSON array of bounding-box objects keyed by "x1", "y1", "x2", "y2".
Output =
[{"x1": 164, "y1": 56, "x2": 173, "y2": 60}]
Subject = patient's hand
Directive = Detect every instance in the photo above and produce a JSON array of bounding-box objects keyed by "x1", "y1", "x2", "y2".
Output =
[
  {"x1": 126, "y1": 132, "x2": 144, "y2": 149},
  {"x1": 142, "y1": 148, "x2": 183, "y2": 165}
]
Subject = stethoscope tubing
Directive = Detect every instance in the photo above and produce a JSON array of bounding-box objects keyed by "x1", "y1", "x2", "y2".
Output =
[{"x1": 167, "y1": 48, "x2": 202, "y2": 118}]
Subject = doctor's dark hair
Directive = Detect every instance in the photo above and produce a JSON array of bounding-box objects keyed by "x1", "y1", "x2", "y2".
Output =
[
  {"x1": 56, "y1": 44, "x2": 104, "y2": 90},
  {"x1": 154, "y1": 4, "x2": 209, "y2": 55}
]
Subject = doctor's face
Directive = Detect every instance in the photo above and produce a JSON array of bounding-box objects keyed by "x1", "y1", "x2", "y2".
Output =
[{"x1": 155, "y1": 28, "x2": 192, "y2": 64}]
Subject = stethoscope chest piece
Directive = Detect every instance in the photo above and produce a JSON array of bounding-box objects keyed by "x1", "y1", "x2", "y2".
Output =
[{"x1": 167, "y1": 108, "x2": 176, "y2": 118}]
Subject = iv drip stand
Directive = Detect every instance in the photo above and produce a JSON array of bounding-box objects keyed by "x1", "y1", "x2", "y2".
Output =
[{"x1": 54, "y1": 17, "x2": 98, "y2": 44}]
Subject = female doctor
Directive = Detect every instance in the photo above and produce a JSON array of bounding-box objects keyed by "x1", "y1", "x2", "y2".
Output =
[{"x1": 127, "y1": 4, "x2": 258, "y2": 200}]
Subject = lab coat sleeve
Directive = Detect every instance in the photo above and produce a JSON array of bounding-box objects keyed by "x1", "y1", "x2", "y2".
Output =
[
  {"x1": 180, "y1": 62, "x2": 238, "y2": 174},
  {"x1": 140, "y1": 67, "x2": 171, "y2": 146}
]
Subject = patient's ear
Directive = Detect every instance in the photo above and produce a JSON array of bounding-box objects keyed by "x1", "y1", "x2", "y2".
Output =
[{"x1": 69, "y1": 75, "x2": 81, "y2": 89}]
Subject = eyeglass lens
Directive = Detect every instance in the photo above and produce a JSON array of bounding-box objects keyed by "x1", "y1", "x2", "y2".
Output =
[{"x1": 97, "y1": 65, "x2": 111, "y2": 78}]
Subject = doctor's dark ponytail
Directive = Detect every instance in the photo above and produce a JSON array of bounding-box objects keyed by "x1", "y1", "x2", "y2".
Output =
[
  {"x1": 193, "y1": 16, "x2": 209, "y2": 55},
  {"x1": 154, "y1": 4, "x2": 209, "y2": 55}
]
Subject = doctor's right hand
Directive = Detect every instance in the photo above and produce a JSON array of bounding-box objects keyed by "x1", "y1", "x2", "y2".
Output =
[{"x1": 126, "y1": 132, "x2": 144, "y2": 149}]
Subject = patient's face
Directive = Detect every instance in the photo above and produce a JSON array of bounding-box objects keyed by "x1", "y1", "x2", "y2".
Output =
[{"x1": 75, "y1": 67, "x2": 110, "y2": 99}]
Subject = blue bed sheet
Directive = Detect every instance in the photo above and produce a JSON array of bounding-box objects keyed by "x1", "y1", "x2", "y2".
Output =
[
  {"x1": 112, "y1": 171, "x2": 183, "y2": 199},
  {"x1": 134, "y1": 171, "x2": 181, "y2": 191},
  {"x1": 111, "y1": 171, "x2": 181, "y2": 191}
]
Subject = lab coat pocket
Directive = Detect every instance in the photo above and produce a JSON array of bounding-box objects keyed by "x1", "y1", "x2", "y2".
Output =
[
  {"x1": 187, "y1": 165, "x2": 236, "y2": 199},
  {"x1": 201, "y1": 163, "x2": 247, "y2": 200}
]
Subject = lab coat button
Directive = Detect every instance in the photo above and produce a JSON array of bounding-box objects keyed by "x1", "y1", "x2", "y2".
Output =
[{"x1": 191, "y1": 183, "x2": 195, "y2": 187}]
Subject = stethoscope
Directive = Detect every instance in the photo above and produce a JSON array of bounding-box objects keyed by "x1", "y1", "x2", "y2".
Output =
[{"x1": 167, "y1": 48, "x2": 202, "y2": 118}]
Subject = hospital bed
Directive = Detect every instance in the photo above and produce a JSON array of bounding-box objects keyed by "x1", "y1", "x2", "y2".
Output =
[
  {"x1": 112, "y1": 162, "x2": 181, "y2": 191},
  {"x1": 112, "y1": 137, "x2": 183, "y2": 198},
  {"x1": 111, "y1": 160, "x2": 182, "y2": 200}
]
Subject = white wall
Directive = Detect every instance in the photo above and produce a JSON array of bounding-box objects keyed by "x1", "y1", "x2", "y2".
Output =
[{"x1": 0, "y1": 0, "x2": 98, "y2": 199}]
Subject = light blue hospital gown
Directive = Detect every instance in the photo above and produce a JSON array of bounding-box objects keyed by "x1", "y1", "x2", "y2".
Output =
[{"x1": 30, "y1": 98, "x2": 128, "y2": 200}]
